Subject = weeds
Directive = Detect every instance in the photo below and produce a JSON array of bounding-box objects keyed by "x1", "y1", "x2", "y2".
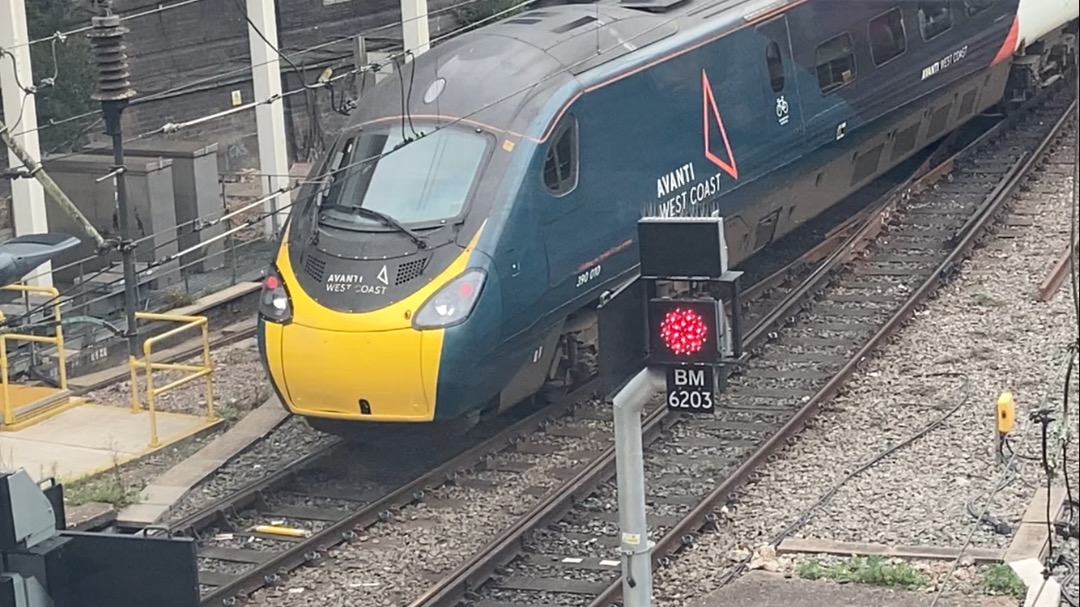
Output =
[
  {"x1": 972, "y1": 292, "x2": 1003, "y2": 307},
  {"x1": 796, "y1": 556, "x2": 929, "y2": 590},
  {"x1": 61, "y1": 453, "x2": 144, "y2": 509},
  {"x1": 982, "y1": 563, "x2": 1026, "y2": 599}
]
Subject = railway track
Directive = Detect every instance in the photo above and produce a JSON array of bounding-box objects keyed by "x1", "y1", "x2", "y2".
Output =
[
  {"x1": 169, "y1": 157, "x2": 911, "y2": 605},
  {"x1": 176, "y1": 249, "x2": 826, "y2": 605},
  {"x1": 169, "y1": 98, "x2": 1020, "y2": 606},
  {"x1": 402, "y1": 88, "x2": 1077, "y2": 607}
]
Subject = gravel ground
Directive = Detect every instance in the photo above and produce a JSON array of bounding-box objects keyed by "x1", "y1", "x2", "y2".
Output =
[
  {"x1": 652, "y1": 138, "x2": 1080, "y2": 606},
  {"x1": 84, "y1": 336, "x2": 271, "y2": 418},
  {"x1": 240, "y1": 399, "x2": 622, "y2": 607},
  {"x1": 163, "y1": 416, "x2": 339, "y2": 522}
]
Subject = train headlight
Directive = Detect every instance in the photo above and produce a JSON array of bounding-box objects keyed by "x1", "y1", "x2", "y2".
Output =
[
  {"x1": 259, "y1": 268, "x2": 292, "y2": 323},
  {"x1": 412, "y1": 268, "x2": 486, "y2": 329}
]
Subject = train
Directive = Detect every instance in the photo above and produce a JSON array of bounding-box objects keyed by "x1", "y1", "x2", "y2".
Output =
[{"x1": 257, "y1": 0, "x2": 1078, "y2": 436}]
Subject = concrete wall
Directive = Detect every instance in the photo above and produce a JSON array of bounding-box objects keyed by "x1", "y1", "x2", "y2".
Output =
[{"x1": 110, "y1": 0, "x2": 463, "y2": 172}]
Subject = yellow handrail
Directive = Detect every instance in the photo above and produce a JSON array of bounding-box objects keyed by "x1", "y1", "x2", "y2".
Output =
[
  {"x1": 128, "y1": 311, "x2": 216, "y2": 447},
  {"x1": 0, "y1": 284, "x2": 68, "y2": 426}
]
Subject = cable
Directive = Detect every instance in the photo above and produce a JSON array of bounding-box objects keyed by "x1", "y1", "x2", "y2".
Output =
[
  {"x1": 1062, "y1": 344, "x2": 1077, "y2": 510},
  {"x1": 3, "y1": 192, "x2": 294, "y2": 329},
  {"x1": 8, "y1": 0, "x2": 541, "y2": 176},
  {"x1": 6, "y1": 0, "x2": 519, "y2": 141},
  {"x1": 0, "y1": 38, "x2": 61, "y2": 133},
  {"x1": 7, "y1": 0, "x2": 701, "y2": 328},
  {"x1": 929, "y1": 347, "x2": 1078, "y2": 607},
  {"x1": 708, "y1": 373, "x2": 974, "y2": 588},
  {"x1": 12, "y1": 0, "x2": 214, "y2": 51},
  {"x1": 1034, "y1": 407, "x2": 1056, "y2": 572},
  {"x1": 965, "y1": 461, "x2": 1019, "y2": 536}
]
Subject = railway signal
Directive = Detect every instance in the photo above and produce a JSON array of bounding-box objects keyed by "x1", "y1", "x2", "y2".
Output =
[
  {"x1": 607, "y1": 215, "x2": 746, "y2": 607},
  {"x1": 647, "y1": 298, "x2": 720, "y2": 365},
  {"x1": 639, "y1": 216, "x2": 744, "y2": 414}
]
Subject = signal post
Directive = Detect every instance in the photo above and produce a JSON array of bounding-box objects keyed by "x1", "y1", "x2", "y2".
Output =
[{"x1": 613, "y1": 216, "x2": 745, "y2": 607}]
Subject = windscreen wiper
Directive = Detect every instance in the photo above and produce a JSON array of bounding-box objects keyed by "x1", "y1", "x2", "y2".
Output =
[{"x1": 347, "y1": 206, "x2": 428, "y2": 249}]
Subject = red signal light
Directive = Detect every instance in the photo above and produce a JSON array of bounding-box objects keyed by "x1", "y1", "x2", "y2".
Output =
[
  {"x1": 264, "y1": 275, "x2": 280, "y2": 290},
  {"x1": 647, "y1": 298, "x2": 719, "y2": 365},
  {"x1": 659, "y1": 307, "x2": 709, "y2": 355}
]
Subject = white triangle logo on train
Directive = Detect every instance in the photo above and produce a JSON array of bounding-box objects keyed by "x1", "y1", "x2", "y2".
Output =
[{"x1": 377, "y1": 265, "x2": 389, "y2": 285}]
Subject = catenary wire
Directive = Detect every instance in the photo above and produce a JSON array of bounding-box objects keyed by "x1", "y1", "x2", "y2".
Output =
[
  {"x1": 7, "y1": 0, "x2": 712, "y2": 324},
  {"x1": 5, "y1": 0, "x2": 523, "y2": 140}
]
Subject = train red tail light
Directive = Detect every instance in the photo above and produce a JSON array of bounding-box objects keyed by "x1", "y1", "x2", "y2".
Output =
[
  {"x1": 646, "y1": 298, "x2": 720, "y2": 365},
  {"x1": 259, "y1": 267, "x2": 292, "y2": 323}
]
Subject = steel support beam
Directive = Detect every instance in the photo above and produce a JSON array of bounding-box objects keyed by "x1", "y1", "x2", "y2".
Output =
[
  {"x1": 0, "y1": 0, "x2": 52, "y2": 287},
  {"x1": 401, "y1": 0, "x2": 431, "y2": 56},
  {"x1": 613, "y1": 367, "x2": 665, "y2": 607},
  {"x1": 244, "y1": 0, "x2": 290, "y2": 237}
]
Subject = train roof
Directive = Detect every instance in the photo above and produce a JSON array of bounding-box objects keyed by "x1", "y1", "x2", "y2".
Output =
[{"x1": 346, "y1": 0, "x2": 772, "y2": 137}]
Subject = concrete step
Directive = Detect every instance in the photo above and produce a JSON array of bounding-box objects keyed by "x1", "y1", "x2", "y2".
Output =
[{"x1": 1, "y1": 385, "x2": 85, "y2": 431}]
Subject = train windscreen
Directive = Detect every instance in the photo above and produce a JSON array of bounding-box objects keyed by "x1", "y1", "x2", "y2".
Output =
[{"x1": 318, "y1": 126, "x2": 489, "y2": 227}]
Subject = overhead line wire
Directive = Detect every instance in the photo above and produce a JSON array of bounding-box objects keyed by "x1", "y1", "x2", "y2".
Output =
[
  {"x1": 6, "y1": 0, "x2": 517, "y2": 140},
  {"x1": 9, "y1": 0, "x2": 689, "y2": 324}
]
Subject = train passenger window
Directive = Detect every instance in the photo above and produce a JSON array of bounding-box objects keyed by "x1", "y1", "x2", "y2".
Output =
[
  {"x1": 816, "y1": 33, "x2": 857, "y2": 94},
  {"x1": 963, "y1": 0, "x2": 993, "y2": 15},
  {"x1": 765, "y1": 41, "x2": 784, "y2": 92},
  {"x1": 917, "y1": 1, "x2": 952, "y2": 40},
  {"x1": 869, "y1": 8, "x2": 907, "y2": 66},
  {"x1": 543, "y1": 115, "x2": 578, "y2": 196}
]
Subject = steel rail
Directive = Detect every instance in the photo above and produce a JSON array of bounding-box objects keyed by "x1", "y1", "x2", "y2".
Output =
[
  {"x1": 405, "y1": 157, "x2": 930, "y2": 607},
  {"x1": 195, "y1": 379, "x2": 601, "y2": 606},
  {"x1": 184, "y1": 100, "x2": 1000, "y2": 607},
  {"x1": 189, "y1": 197, "x2": 867, "y2": 606},
  {"x1": 184, "y1": 191, "x2": 860, "y2": 605},
  {"x1": 164, "y1": 439, "x2": 345, "y2": 536},
  {"x1": 584, "y1": 95, "x2": 1079, "y2": 607},
  {"x1": 407, "y1": 93, "x2": 1076, "y2": 607}
]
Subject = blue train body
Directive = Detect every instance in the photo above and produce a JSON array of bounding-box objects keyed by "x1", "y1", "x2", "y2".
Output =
[{"x1": 257, "y1": 0, "x2": 1076, "y2": 433}]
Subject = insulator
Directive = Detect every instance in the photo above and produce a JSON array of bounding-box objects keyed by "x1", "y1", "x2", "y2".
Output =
[{"x1": 88, "y1": 14, "x2": 136, "y2": 102}]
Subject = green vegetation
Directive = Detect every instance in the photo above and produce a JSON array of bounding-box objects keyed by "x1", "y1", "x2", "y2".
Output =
[
  {"x1": 981, "y1": 563, "x2": 1027, "y2": 599},
  {"x1": 796, "y1": 556, "x2": 930, "y2": 590},
  {"x1": 972, "y1": 292, "x2": 1004, "y2": 307},
  {"x1": 61, "y1": 454, "x2": 144, "y2": 509},
  {"x1": 24, "y1": 0, "x2": 98, "y2": 153}
]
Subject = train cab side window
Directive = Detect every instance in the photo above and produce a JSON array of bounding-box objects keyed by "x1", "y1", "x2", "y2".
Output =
[
  {"x1": 869, "y1": 8, "x2": 907, "y2": 66},
  {"x1": 917, "y1": 1, "x2": 952, "y2": 40},
  {"x1": 816, "y1": 32, "x2": 857, "y2": 94},
  {"x1": 543, "y1": 116, "x2": 579, "y2": 196},
  {"x1": 765, "y1": 41, "x2": 784, "y2": 92},
  {"x1": 962, "y1": 0, "x2": 993, "y2": 16}
]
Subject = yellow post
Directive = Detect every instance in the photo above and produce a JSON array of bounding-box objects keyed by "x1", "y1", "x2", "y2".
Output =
[
  {"x1": 144, "y1": 351, "x2": 160, "y2": 448},
  {"x1": 133, "y1": 311, "x2": 216, "y2": 447},
  {"x1": 50, "y1": 297, "x2": 68, "y2": 391},
  {"x1": 201, "y1": 321, "x2": 216, "y2": 421},
  {"x1": 129, "y1": 355, "x2": 142, "y2": 412},
  {"x1": 997, "y1": 391, "x2": 1016, "y2": 434},
  {"x1": 1, "y1": 338, "x2": 11, "y2": 426}
]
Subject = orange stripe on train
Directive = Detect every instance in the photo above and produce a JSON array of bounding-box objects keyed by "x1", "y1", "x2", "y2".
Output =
[{"x1": 993, "y1": 16, "x2": 1020, "y2": 66}]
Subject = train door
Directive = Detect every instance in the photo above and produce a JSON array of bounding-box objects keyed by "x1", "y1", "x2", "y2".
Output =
[{"x1": 754, "y1": 15, "x2": 806, "y2": 156}]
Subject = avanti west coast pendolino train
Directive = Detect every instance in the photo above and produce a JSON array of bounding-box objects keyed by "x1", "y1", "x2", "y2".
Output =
[{"x1": 258, "y1": 0, "x2": 1078, "y2": 436}]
